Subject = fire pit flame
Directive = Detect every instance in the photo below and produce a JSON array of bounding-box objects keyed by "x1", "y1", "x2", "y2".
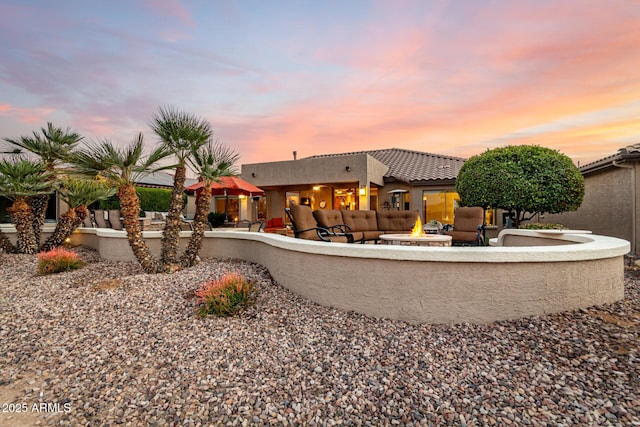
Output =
[{"x1": 410, "y1": 216, "x2": 425, "y2": 237}]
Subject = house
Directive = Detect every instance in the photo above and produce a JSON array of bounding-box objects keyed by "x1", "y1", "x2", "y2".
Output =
[
  {"x1": 240, "y1": 148, "x2": 474, "y2": 226},
  {"x1": 543, "y1": 143, "x2": 640, "y2": 256}
]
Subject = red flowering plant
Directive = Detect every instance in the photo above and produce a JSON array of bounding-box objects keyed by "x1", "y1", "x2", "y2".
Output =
[
  {"x1": 194, "y1": 272, "x2": 254, "y2": 317},
  {"x1": 37, "y1": 247, "x2": 85, "y2": 275}
]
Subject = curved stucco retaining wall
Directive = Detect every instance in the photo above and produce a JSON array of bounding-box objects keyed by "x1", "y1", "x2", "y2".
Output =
[{"x1": 62, "y1": 228, "x2": 630, "y2": 324}]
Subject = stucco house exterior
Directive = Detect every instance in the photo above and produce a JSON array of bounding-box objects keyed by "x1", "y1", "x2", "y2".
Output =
[
  {"x1": 241, "y1": 148, "x2": 472, "y2": 226},
  {"x1": 543, "y1": 143, "x2": 640, "y2": 256}
]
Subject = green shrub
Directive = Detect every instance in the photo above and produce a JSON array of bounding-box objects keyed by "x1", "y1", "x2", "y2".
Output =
[
  {"x1": 519, "y1": 222, "x2": 565, "y2": 230},
  {"x1": 97, "y1": 195, "x2": 120, "y2": 210},
  {"x1": 456, "y1": 145, "x2": 584, "y2": 227},
  {"x1": 195, "y1": 272, "x2": 253, "y2": 317},
  {"x1": 137, "y1": 187, "x2": 172, "y2": 212},
  {"x1": 37, "y1": 247, "x2": 85, "y2": 274},
  {"x1": 207, "y1": 212, "x2": 227, "y2": 228},
  {"x1": 97, "y1": 187, "x2": 174, "y2": 213}
]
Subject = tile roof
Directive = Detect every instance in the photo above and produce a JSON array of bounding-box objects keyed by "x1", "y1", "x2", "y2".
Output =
[
  {"x1": 579, "y1": 142, "x2": 640, "y2": 174},
  {"x1": 307, "y1": 148, "x2": 466, "y2": 183},
  {"x1": 136, "y1": 171, "x2": 198, "y2": 188},
  {"x1": 618, "y1": 142, "x2": 640, "y2": 155}
]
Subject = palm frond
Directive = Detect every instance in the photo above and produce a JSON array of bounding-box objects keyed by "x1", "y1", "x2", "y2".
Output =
[
  {"x1": 149, "y1": 106, "x2": 212, "y2": 162},
  {"x1": 0, "y1": 159, "x2": 57, "y2": 199},
  {"x1": 188, "y1": 139, "x2": 240, "y2": 182},
  {"x1": 68, "y1": 134, "x2": 170, "y2": 187},
  {"x1": 3, "y1": 122, "x2": 82, "y2": 166},
  {"x1": 57, "y1": 177, "x2": 117, "y2": 208}
]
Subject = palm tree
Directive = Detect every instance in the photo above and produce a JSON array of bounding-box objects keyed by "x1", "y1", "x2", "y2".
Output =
[
  {"x1": 0, "y1": 159, "x2": 56, "y2": 254},
  {"x1": 3, "y1": 123, "x2": 83, "y2": 246},
  {"x1": 181, "y1": 140, "x2": 239, "y2": 267},
  {"x1": 149, "y1": 106, "x2": 212, "y2": 266},
  {"x1": 40, "y1": 177, "x2": 116, "y2": 252},
  {"x1": 69, "y1": 134, "x2": 169, "y2": 273}
]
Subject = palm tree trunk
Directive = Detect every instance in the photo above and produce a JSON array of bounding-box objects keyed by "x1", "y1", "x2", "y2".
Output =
[
  {"x1": 39, "y1": 206, "x2": 88, "y2": 252},
  {"x1": 181, "y1": 186, "x2": 212, "y2": 268},
  {"x1": 161, "y1": 165, "x2": 186, "y2": 267},
  {"x1": 119, "y1": 184, "x2": 161, "y2": 274},
  {"x1": 27, "y1": 194, "x2": 50, "y2": 248},
  {"x1": 0, "y1": 230, "x2": 17, "y2": 254},
  {"x1": 7, "y1": 198, "x2": 38, "y2": 254}
]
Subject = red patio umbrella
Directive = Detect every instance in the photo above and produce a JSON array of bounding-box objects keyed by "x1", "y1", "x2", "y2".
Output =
[
  {"x1": 185, "y1": 176, "x2": 265, "y2": 197},
  {"x1": 186, "y1": 176, "x2": 265, "y2": 220}
]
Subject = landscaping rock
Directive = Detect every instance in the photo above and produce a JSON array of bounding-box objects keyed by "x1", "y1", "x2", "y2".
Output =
[{"x1": 0, "y1": 248, "x2": 638, "y2": 425}]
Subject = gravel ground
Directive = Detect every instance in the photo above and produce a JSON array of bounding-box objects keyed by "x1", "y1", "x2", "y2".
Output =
[{"x1": 0, "y1": 247, "x2": 638, "y2": 426}]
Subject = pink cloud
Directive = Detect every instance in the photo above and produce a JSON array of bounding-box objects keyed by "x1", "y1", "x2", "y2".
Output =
[
  {"x1": 142, "y1": 0, "x2": 195, "y2": 41},
  {"x1": 143, "y1": 0, "x2": 195, "y2": 26},
  {"x1": 0, "y1": 104, "x2": 55, "y2": 125}
]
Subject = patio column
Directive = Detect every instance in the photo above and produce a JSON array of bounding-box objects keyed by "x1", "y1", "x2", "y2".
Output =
[
  {"x1": 239, "y1": 195, "x2": 250, "y2": 221},
  {"x1": 359, "y1": 183, "x2": 370, "y2": 210}
]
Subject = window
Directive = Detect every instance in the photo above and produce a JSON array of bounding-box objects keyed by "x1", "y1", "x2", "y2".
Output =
[{"x1": 422, "y1": 191, "x2": 460, "y2": 224}]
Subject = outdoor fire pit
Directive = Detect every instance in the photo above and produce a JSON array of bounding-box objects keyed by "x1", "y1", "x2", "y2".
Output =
[
  {"x1": 380, "y1": 233, "x2": 452, "y2": 246},
  {"x1": 380, "y1": 216, "x2": 452, "y2": 246}
]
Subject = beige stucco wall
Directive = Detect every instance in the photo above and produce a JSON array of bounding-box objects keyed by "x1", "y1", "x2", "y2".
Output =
[
  {"x1": 242, "y1": 153, "x2": 389, "y2": 218},
  {"x1": 544, "y1": 163, "x2": 638, "y2": 255},
  {"x1": 59, "y1": 229, "x2": 628, "y2": 324}
]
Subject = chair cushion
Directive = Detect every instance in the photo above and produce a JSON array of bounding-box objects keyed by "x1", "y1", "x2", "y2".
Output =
[
  {"x1": 453, "y1": 207, "x2": 484, "y2": 233},
  {"x1": 376, "y1": 210, "x2": 418, "y2": 232},
  {"x1": 313, "y1": 209, "x2": 344, "y2": 229},
  {"x1": 290, "y1": 205, "x2": 321, "y2": 240},
  {"x1": 341, "y1": 210, "x2": 378, "y2": 232}
]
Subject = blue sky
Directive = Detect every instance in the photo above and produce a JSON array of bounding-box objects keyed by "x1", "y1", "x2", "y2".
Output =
[{"x1": 1, "y1": 0, "x2": 639, "y2": 166}]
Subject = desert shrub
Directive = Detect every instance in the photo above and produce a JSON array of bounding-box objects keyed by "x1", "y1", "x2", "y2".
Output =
[
  {"x1": 208, "y1": 212, "x2": 227, "y2": 228},
  {"x1": 519, "y1": 222, "x2": 565, "y2": 230},
  {"x1": 37, "y1": 247, "x2": 85, "y2": 274},
  {"x1": 195, "y1": 272, "x2": 253, "y2": 317}
]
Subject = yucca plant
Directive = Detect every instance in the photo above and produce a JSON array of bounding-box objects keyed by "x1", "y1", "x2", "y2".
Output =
[
  {"x1": 68, "y1": 134, "x2": 170, "y2": 273},
  {"x1": 0, "y1": 159, "x2": 56, "y2": 254},
  {"x1": 40, "y1": 177, "x2": 117, "y2": 252},
  {"x1": 149, "y1": 106, "x2": 212, "y2": 267},
  {"x1": 181, "y1": 140, "x2": 239, "y2": 267},
  {"x1": 3, "y1": 123, "x2": 83, "y2": 246}
]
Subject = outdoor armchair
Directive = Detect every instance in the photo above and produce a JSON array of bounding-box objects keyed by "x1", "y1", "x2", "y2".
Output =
[
  {"x1": 108, "y1": 209, "x2": 124, "y2": 230},
  {"x1": 443, "y1": 207, "x2": 486, "y2": 246},
  {"x1": 312, "y1": 209, "x2": 364, "y2": 242},
  {"x1": 93, "y1": 210, "x2": 110, "y2": 228},
  {"x1": 285, "y1": 205, "x2": 354, "y2": 243}
]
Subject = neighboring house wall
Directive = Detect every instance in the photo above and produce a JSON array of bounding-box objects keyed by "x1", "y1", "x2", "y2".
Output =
[{"x1": 544, "y1": 161, "x2": 639, "y2": 256}]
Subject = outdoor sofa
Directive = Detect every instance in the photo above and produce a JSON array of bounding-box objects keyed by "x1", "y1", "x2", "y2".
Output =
[{"x1": 313, "y1": 209, "x2": 419, "y2": 243}]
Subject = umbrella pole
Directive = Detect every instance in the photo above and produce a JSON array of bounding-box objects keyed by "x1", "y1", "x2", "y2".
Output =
[{"x1": 224, "y1": 191, "x2": 229, "y2": 221}]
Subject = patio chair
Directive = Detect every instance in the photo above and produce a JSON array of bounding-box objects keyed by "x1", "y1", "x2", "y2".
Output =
[
  {"x1": 179, "y1": 221, "x2": 193, "y2": 231},
  {"x1": 443, "y1": 207, "x2": 486, "y2": 246},
  {"x1": 108, "y1": 209, "x2": 123, "y2": 230},
  {"x1": 93, "y1": 210, "x2": 110, "y2": 228},
  {"x1": 248, "y1": 220, "x2": 265, "y2": 232},
  {"x1": 285, "y1": 205, "x2": 354, "y2": 243},
  {"x1": 313, "y1": 209, "x2": 364, "y2": 243},
  {"x1": 81, "y1": 214, "x2": 94, "y2": 228}
]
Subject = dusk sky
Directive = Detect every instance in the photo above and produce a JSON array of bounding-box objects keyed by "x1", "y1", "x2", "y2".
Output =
[{"x1": 1, "y1": 0, "x2": 639, "y2": 167}]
